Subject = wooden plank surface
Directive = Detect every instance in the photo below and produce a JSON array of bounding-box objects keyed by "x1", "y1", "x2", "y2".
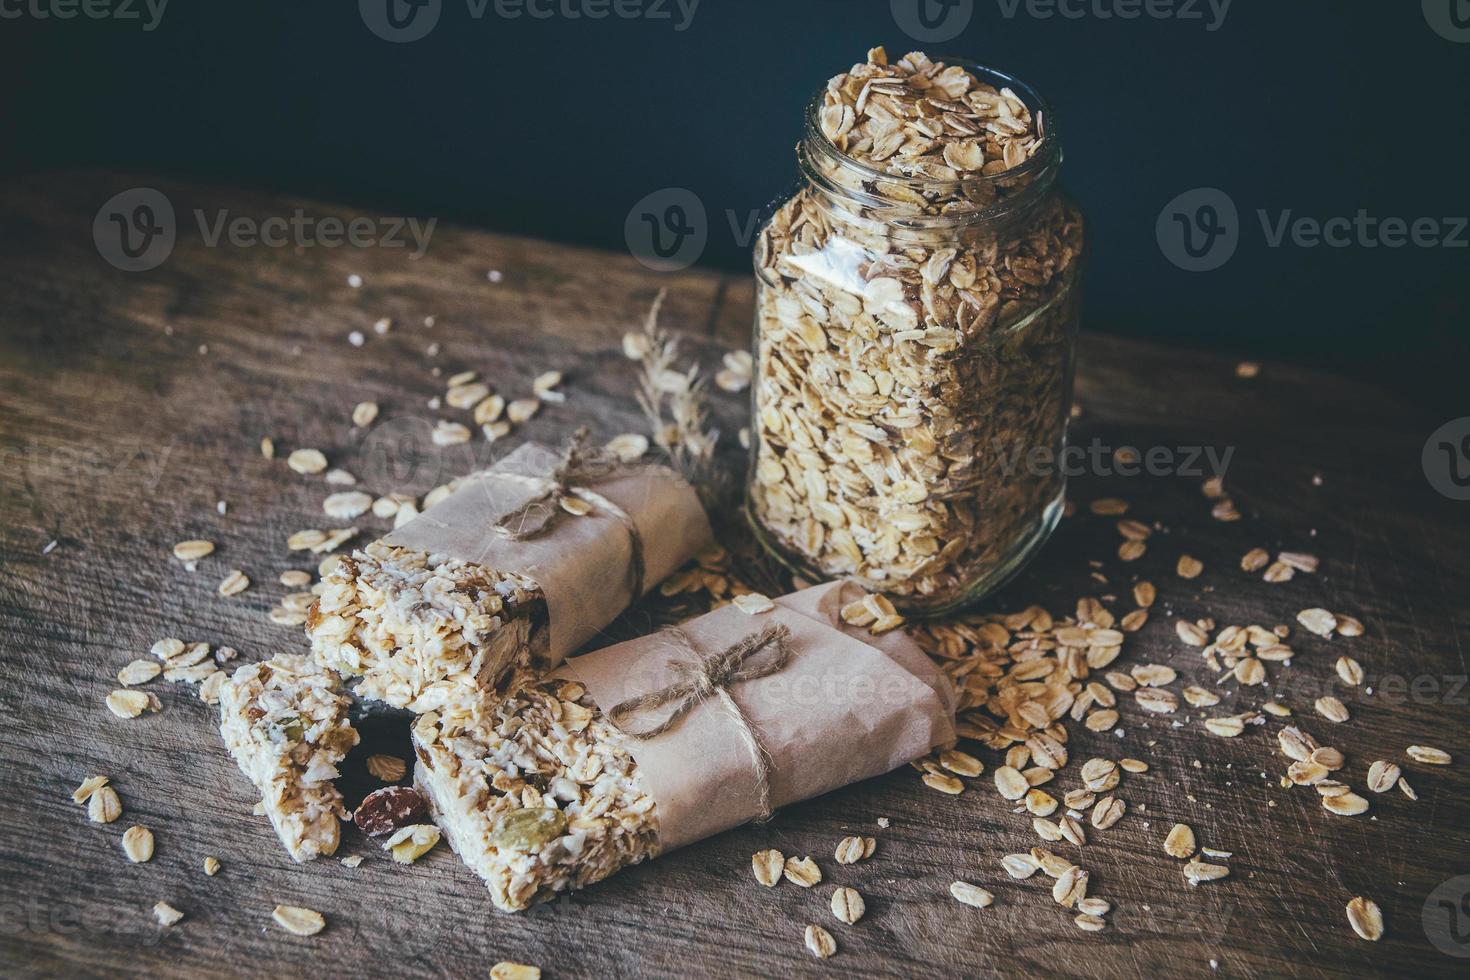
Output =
[{"x1": 2, "y1": 173, "x2": 1468, "y2": 979}]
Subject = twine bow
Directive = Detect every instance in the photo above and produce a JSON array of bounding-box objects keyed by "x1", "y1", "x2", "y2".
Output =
[
  {"x1": 607, "y1": 624, "x2": 793, "y2": 822},
  {"x1": 492, "y1": 428, "x2": 646, "y2": 601}
]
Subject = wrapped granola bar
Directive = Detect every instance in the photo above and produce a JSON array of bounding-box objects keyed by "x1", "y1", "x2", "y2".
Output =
[
  {"x1": 308, "y1": 438, "x2": 713, "y2": 712},
  {"x1": 219, "y1": 654, "x2": 359, "y2": 862},
  {"x1": 412, "y1": 581, "x2": 955, "y2": 911}
]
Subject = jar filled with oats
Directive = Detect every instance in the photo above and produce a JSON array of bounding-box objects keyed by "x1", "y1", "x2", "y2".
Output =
[{"x1": 748, "y1": 48, "x2": 1084, "y2": 614}]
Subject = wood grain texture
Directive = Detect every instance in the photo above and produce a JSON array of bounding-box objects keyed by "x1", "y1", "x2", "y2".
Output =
[{"x1": 2, "y1": 173, "x2": 1468, "y2": 980}]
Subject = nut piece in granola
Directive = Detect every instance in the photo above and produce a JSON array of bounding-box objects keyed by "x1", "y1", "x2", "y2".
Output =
[
  {"x1": 355, "y1": 786, "x2": 429, "y2": 837},
  {"x1": 218, "y1": 655, "x2": 359, "y2": 862},
  {"x1": 384, "y1": 823, "x2": 441, "y2": 864}
]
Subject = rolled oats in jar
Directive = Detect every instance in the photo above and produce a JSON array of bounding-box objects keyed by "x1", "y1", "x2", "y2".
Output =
[{"x1": 748, "y1": 47, "x2": 1085, "y2": 614}]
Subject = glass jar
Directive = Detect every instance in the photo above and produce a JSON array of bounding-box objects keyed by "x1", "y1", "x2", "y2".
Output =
[{"x1": 747, "y1": 55, "x2": 1084, "y2": 615}]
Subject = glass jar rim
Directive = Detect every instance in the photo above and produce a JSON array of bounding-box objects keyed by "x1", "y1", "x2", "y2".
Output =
[{"x1": 800, "y1": 57, "x2": 1061, "y2": 203}]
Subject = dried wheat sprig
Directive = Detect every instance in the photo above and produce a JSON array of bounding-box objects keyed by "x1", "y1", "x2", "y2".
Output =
[{"x1": 632, "y1": 289, "x2": 720, "y2": 491}]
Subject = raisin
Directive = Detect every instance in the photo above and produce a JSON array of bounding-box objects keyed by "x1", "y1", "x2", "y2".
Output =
[{"x1": 354, "y1": 786, "x2": 429, "y2": 837}]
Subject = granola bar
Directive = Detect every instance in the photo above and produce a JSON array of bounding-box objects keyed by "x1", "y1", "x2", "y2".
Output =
[
  {"x1": 219, "y1": 654, "x2": 358, "y2": 862},
  {"x1": 411, "y1": 673, "x2": 658, "y2": 912},
  {"x1": 307, "y1": 541, "x2": 548, "y2": 713}
]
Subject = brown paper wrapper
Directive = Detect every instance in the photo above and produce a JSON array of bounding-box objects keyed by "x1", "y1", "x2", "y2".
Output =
[
  {"x1": 383, "y1": 441, "x2": 713, "y2": 664},
  {"x1": 561, "y1": 581, "x2": 957, "y2": 850}
]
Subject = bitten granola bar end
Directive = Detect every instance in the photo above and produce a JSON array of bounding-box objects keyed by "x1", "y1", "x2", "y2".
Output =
[{"x1": 219, "y1": 654, "x2": 359, "y2": 862}]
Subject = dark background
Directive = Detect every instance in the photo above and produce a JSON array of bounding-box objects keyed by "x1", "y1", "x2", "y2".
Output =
[{"x1": 1, "y1": 1, "x2": 1466, "y2": 407}]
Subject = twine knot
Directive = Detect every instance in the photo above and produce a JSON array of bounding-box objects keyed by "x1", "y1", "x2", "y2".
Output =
[
  {"x1": 607, "y1": 624, "x2": 793, "y2": 821},
  {"x1": 493, "y1": 428, "x2": 646, "y2": 601}
]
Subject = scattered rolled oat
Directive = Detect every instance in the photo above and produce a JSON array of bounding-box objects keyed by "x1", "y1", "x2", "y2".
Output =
[
  {"x1": 117, "y1": 660, "x2": 161, "y2": 686},
  {"x1": 1322, "y1": 792, "x2": 1369, "y2": 816},
  {"x1": 1183, "y1": 860, "x2": 1229, "y2": 885},
  {"x1": 753, "y1": 849, "x2": 785, "y2": 886},
  {"x1": 73, "y1": 775, "x2": 109, "y2": 805},
  {"x1": 1002, "y1": 854, "x2": 1039, "y2": 879},
  {"x1": 287, "y1": 449, "x2": 328, "y2": 475},
  {"x1": 366, "y1": 754, "x2": 407, "y2": 783},
  {"x1": 830, "y1": 887, "x2": 865, "y2": 924},
  {"x1": 1164, "y1": 823, "x2": 1195, "y2": 859},
  {"x1": 1297, "y1": 608, "x2": 1338, "y2": 638},
  {"x1": 994, "y1": 766, "x2": 1028, "y2": 800},
  {"x1": 217, "y1": 569, "x2": 250, "y2": 596},
  {"x1": 604, "y1": 432, "x2": 649, "y2": 462},
  {"x1": 153, "y1": 902, "x2": 184, "y2": 927},
  {"x1": 272, "y1": 904, "x2": 326, "y2": 936},
  {"x1": 106, "y1": 689, "x2": 156, "y2": 719},
  {"x1": 1315, "y1": 697, "x2": 1350, "y2": 723},
  {"x1": 1176, "y1": 555, "x2": 1204, "y2": 579},
  {"x1": 950, "y1": 881, "x2": 994, "y2": 909},
  {"x1": 833, "y1": 837, "x2": 875, "y2": 865},
  {"x1": 784, "y1": 856, "x2": 822, "y2": 887},
  {"x1": 804, "y1": 924, "x2": 836, "y2": 959},
  {"x1": 122, "y1": 826, "x2": 154, "y2": 863},
  {"x1": 280, "y1": 570, "x2": 311, "y2": 587},
  {"x1": 352, "y1": 401, "x2": 379, "y2": 427},
  {"x1": 203, "y1": 856, "x2": 221, "y2": 876},
  {"x1": 732, "y1": 593, "x2": 775, "y2": 615},
  {"x1": 431, "y1": 421, "x2": 471, "y2": 446},
  {"x1": 490, "y1": 964, "x2": 541, "y2": 980},
  {"x1": 1346, "y1": 896, "x2": 1383, "y2": 941},
  {"x1": 1075, "y1": 913, "x2": 1107, "y2": 932},
  {"x1": 324, "y1": 491, "x2": 373, "y2": 520},
  {"x1": 88, "y1": 785, "x2": 122, "y2": 823},
  {"x1": 1335, "y1": 656, "x2": 1364, "y2": 687},
  {"x1": 1240, "y1": 548, "x2": 1270, "y2": 572},
  {"x1": 1407, "y1": 745, "x2": 1451, "y2": 765},
  {"x1": 172, "y1": 540, "x2": 214, "y2": 562},
  {"x1": 507, "y1": 398, "x2": 539, "y2": 424},
  {"x1": 939, "y1": 748, "x2": 983, "y2": 777},
  {"x1": 923, "y1": 772, "x2": 964, "y2": 795},
  {"x1": 1053, "y1": 867, "x2": 1088, "y2": 907}
]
